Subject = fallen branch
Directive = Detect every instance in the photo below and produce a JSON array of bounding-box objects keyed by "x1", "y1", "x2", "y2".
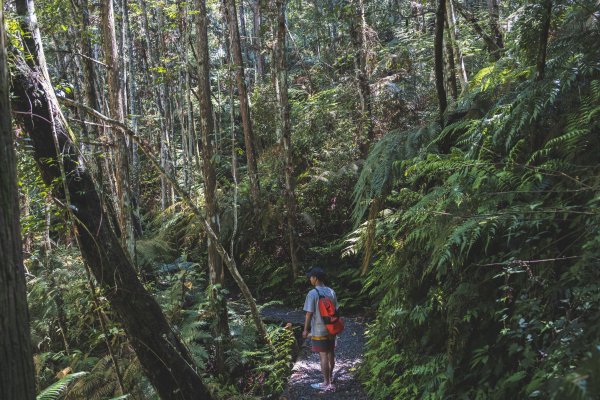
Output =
[{"x1": 478, "y1": 256, "x2": 581, "y2": 267}]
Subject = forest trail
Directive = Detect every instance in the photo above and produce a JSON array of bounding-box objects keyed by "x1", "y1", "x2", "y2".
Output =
[{"x1": 261, "y1": 307, "x2": 369, "y2": 399}]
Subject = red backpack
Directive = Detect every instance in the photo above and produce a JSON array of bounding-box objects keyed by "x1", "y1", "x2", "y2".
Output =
[{"x1": 315, "y1": 287, "x2": 345, "y2": 335}]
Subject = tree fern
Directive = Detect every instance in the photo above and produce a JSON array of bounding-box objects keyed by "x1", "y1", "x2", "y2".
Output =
[{"x1": 37, "y1": 372, "x2": 87, "y2": 400}]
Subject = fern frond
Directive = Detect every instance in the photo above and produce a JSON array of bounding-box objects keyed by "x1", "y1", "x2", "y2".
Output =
[{"x1": 37, "y1": 372, "x2": 87, "y2": 400}]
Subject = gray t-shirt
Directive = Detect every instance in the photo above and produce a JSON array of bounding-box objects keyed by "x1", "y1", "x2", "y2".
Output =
[{"x1": 303, "y1": 286, "x2": 338, "y2": 336}]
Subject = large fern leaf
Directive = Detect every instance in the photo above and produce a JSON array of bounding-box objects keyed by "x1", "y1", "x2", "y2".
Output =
[{"x1": 37, "y1": 372, "x2": 88, "y2": 400}]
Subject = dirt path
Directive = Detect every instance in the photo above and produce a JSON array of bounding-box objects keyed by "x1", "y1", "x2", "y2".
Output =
[{"x1": 261, "y1": 307, "x2": 368, "y2": 400}]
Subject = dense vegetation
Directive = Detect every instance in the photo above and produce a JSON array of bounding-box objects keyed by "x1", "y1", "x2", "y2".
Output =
[{"x1": 1, "y1": 0, "x2": 600, "y2": 398}]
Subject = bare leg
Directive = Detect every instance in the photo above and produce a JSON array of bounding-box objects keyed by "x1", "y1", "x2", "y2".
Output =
[
  {"x1": 319, "y1": 352, "x2": 331, "y2": 385},
  {"x1": 328, "y1": 351, "x2": 335, "y2": 383}
]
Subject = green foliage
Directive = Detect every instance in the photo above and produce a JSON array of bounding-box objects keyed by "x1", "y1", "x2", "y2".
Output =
[
  {"x1": 356, "y1": 0, "x2": 600, "y2": 397},
  {"x1": 37, "y1": 372, "x2": 88, "y2": 400}
]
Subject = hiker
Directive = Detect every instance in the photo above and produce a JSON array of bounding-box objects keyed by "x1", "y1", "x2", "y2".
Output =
[{"x1": 303, "y1": 266, "x2": 338, "y2": 391}]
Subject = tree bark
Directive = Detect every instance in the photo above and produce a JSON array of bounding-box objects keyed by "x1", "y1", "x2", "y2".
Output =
[
  {"x1": 0, "y1": 6, "x2": 36, "y2": 398},
  {"x1": 239, "y1": 0, "x2": 250, "y2": 67},
  {"x1": 101, "y1": 0, "x2": 135, "y2": 259},
  {"x1": 12, "y1": 0, "x2": 213, "y2": 397},
  {"x1": 223, "y1": 0, "x2": 261, "y2": 209},
  {"x1": 274, "y1": 0, "x2": 300, "y2": 278},
  {"x1": 444, "y1": 24, "x2": 458, "y2": 100},
  {"x1": 435, "y1": 0, "x2": 448, "y2": 127},
  {"x1": 251, "y1": 0, "x2": 265, "y2": 81},
  {"x1": 487, "y1": 0, "x2": 503, "y2": 49},
  {"x1": 140, "y1": 0, "x2": 175, "y2": 212},
  {"x1": 123, "y1": 0, "x2": 143, "y2": 238},
  {"x1": 350, "y1": 0, "x2": 373, "y2": 158},
  {"x1": 445, "y1": 0, "x2": 468, "y2": 89},
  {"x1": 196, "y1": 0, "x2": 231, "y2": 374},
  {"x1": 536, "y1": 0, "x2": 552, "y2": 81}
]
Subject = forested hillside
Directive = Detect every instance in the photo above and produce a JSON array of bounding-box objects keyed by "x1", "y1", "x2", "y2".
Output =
[{"x1": 1, "y1": 0, "x2": 599, "y2": 398}]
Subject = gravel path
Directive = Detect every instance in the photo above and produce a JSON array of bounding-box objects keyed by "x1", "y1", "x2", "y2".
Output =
[{"x1": 261, "y1": 307, "x2": 368, "y2": 400}]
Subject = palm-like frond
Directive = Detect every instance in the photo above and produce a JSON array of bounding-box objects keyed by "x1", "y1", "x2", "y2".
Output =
[{"x1": 37, "y1": 372, "x2": 87, "y2": 400}]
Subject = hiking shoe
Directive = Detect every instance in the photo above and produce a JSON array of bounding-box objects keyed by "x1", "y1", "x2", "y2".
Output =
[{"x1": 310, "y1": 382, "x2": 329, "y2": 390}]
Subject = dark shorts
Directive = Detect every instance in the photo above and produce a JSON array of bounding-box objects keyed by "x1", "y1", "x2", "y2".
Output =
[{"x1": 311, "y1": 335, "x2": 336, "y2": 352}]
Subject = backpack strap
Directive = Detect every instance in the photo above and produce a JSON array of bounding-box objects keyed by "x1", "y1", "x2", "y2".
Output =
[{"x1": 314, "y1": 287, "x2": 325, "y2": 299}]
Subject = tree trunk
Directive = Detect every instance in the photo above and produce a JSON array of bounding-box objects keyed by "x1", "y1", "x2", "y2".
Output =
[
  {"x1": 123, "y1": 0, "x2": 143, "y2": 238},
  {"x1": 0, "y1": 7, "x2": 36, "y2": 398},
  {"x1": 350, "y1": 0, "x2": 373, "y2": 158},
  {"x1": 251, "y1": 0, "x2": 265, "y2": 81},
  {"x1": 239, "y1": 0, "x2": 250, "y2": 67},
  {"x1": 434, "y1": 0, "x2": 448, "y2": 127},
  {"x1": 444, "y1": 24, "x2": 458, "y2": 100},
  {"x1": 140, "y1": 0, "x2": 174, "y2": 212},
  {"x1": 487, "y1": 0, "x2": 503, "y2": 49},
  {"x1": 536, "y1": 0, "x2": 552, "y2": 81},
  {"x1": 12, "y1": 1, "x2": 213, "y2": 397},
  {"x1": 101, "y1": 0, "x2": 135, "y2": 259},
  {"x1": 274, "y1": 0, "x2": 300, "y2": 278},
  {"x1": 223, "y1": 0, "x2": 261, "y2": 209},
  {"x1": 445, "y1": 0, "x2": 468, "y2": 89},
  {"x1": 196, "y1": 0, "x2": 231, "y2": 374}
]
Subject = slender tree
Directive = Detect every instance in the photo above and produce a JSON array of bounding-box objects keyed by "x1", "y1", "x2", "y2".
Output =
[
  {"x1": 140, "y1": 0, "x2": 175, "y2": 211},
  {"x1": 223, "y1": 0, "x2": 261, "y2": 208},
  {"x1": 536, "y1": 0, "x2": 553, "y2": 81},
  {"x1": 251, "y1": 0, "x2": 265, "y2": 80},
  {"x1": 487, "y1": 0, "x2": 503, "y2": 49},
  {"x1": 273, "y1": 0, "x2": 300, "y2": 277},
  {"x1": 350, "y1": 0, "x2": 374, "y2": 158},
  {"x1": 444, "y1": 23, "x2": 458, "y2": 100},
  {"x1": 196, "y1": 0, "x2": 231, "y2": 373},
  {"x1": 101, "y1": 0, "x2": 135, "y2": 258},
  {"x1": 446, "y1": 0, "x2": 468, "y2": 89},
  {"x1": 11, "y1": 0, "x2": 213, "y2": 397},
  {"x1": 435, "y1": 0, "x2": 448, "y2": 127},
  {"x1": 0, "y1": 7, "x2": 36, "y2": 398}
]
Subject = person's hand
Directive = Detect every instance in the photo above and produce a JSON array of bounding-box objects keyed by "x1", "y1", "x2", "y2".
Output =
[{"x1": 302, "y1": 329, "x2": 309, "y2": 339}]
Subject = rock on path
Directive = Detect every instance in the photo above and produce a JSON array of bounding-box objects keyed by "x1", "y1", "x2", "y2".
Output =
[{"x1": 261, "y1": 307, "x2": 368, "y2": 400}]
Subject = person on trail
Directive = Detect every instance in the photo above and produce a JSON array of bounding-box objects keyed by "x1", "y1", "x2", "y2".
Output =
[{"x1": 303, "y1": 266, "x2": 338, "y2": 392}]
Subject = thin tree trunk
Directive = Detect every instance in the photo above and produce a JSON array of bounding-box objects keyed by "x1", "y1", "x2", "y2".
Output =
[
  {"x1": 350, "y1": 0, "x2": 373, "y2": 158},
  {"x1": 536, "y1": 0, "x2": 552, "y2": 81},
  {"x1": 252, "y1": 0, "x2": 265, "y2": 81},
  {"x1": 239, "y1": 0, "x2": 250, "y2": 67},
  {"x1": 196, "y1": 0, "x2": 231, "y2": 374},
  {"x1": 12, "y1": 1, "x2": 213, "y2": 397},
  {"x1": 42, "y1": 200, "x2": 70, "y2": 354},
  {"x1": 140, "y1": 0, "x2": 174, "y2": 212},
  {"x1": 101, "y1": 0, "x2": 135, "y2": 259},
  {"x1": 274, "y1": 0, "x2": 300, "y2": 278},
  {"x1": 0, "y1": 7, "x2": 36, "y2": 398},
  {"x1": 487, "y1": 0, "x2": 503, "y2": 49},
  {"x1": 123, "y1": 0, "x2": 143, "y2": 238},
  {"x1": 223, "y1": 0, "x2": 261, "y2": 209},
  {"x1": 444, "y1": 24, "x2": 458, "y2": 100},
  {"x1": 446, "y1": 0, "x2": 468, "y2": 89},
  {"x1": 435, "y1": 0, "x2": 448, "y2": 127}
]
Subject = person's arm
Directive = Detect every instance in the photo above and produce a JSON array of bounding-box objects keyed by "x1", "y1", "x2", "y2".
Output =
[{"x1": 303, "y1": 311, "x2": 313, "y2": 338}]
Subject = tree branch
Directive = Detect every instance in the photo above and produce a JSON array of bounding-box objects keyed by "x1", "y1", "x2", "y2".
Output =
[{"x1": 57, "y1": 95, "x2": 270, "y2": 343}]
